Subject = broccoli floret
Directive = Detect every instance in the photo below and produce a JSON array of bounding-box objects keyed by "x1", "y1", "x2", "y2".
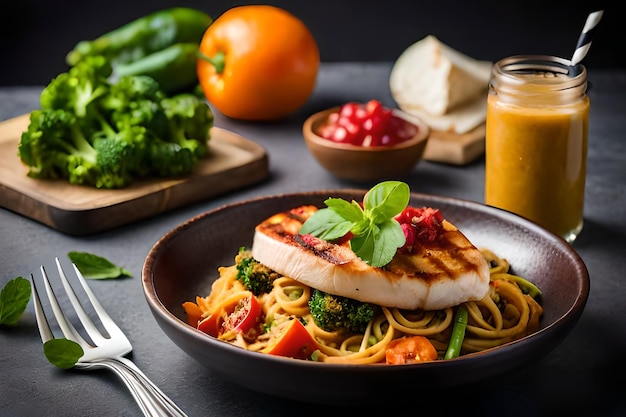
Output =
[
  {"x1": 18, "y1": 109, "x2": 99, "y2": 184},
  {"x1": 93, "y1": 125, "x2": 154, "y2": 187},
  {"x1": 18, "y1": 110, "x2": 70, "y2": 178},
  {"x1": 103, "y1": 74, "x2": 165, "y2": 106},
  {"x1": 111, "y1": 99, "x2": 169, "y2": 134},
  {"x1": 234, "y1": 248, "x2": 281, "y2": 296},
  {"x1": 40, "y1": 56, "x2": 112, "y2": 119},
  {"x1": 308, "y1": 290, "x2": 378, "y2": 334},
  {"x1": 160, "y1": 93, "x2": 214, "y2": 159},
  {"x1": 18, "y1": 108, "x2": 141, "y2": 188},
  {"x1": 19, "y1": 56, "x2": 215, "y2": 189},
  {"x1": 147, "y1": 139, "x2": 196, "y2": 177},
  {"x1": 102, "y1": 75, "x2": 169, "y2": 135}
]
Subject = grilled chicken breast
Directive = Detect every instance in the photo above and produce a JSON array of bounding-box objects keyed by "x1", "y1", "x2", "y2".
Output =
[{"x1": 251, "y1": 205, "x2": 490, "y2": 310}]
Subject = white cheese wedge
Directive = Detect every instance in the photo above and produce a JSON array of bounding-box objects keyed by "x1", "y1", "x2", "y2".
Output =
[
  {"x1": 400, "y1": 94, "x2": 488, "y2": 134},
  {"x1": 390, "y1": 35, "x2": 492, "y2": 133},
  {"x1": 251, "y1": 206, "x2": 491, "y2": 311}
]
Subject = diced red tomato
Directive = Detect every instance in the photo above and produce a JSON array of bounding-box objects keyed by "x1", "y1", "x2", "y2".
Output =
[
  {"x1": 197, "y1": 292, "x2": 263, "y2": 338},
  {"x1": 396, "y1": 207, "x2": 445, "y2": 253},
  {"x1": 263, "y1": 319, "x2": 319, "y2": 359},
  {"x1": 318, "y1": 99, "x2": 418, "y2": 147},
  {"x1": 385, "y1": 335, "x2": 438, "y2": 365}
]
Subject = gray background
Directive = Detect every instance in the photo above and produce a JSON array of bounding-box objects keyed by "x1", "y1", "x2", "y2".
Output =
[{"x1": 0, "y1": 0, "x2": 617, "y2": 86}]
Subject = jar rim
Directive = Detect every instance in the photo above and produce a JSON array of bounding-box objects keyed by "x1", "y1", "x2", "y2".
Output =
[{"x1": 492, "y1": 54, "x2": 587, "y2": 93}]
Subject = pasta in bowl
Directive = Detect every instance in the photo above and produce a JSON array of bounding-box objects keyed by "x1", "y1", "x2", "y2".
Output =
[
  {"x1": 183, "y1": 247, "x2": 542, "y2": 363},
  {"x1": 142, "y1": 189, "x2": 589, "y2": 404}
]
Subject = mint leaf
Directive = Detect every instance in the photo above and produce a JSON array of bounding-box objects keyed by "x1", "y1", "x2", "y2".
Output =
[
  {"x1": 299, "y1": 181, "x2": 410, "y2": 267},
  {"x1": 43, "y1": 338, "x2": 84, "y2": 369},
  {"x1": 0, "y1": 277, "x2": 31, "y2": 326},
  {"x1": 67, "y1": 252, "x2": 131, "y2": 279}
]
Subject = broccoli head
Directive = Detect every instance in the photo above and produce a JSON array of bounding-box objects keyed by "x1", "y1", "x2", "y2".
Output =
[
  {"x1": 19, "y1": 56, "x2": 214, "y2": 189},
  {"x1": 308, "y1": 290, "x2": 378, "y2": 334},
  {"x1": 110, "y1": 98, "x2": 169, "y2": 137},
  {"x1": 18, "y1": 110, "x2": 69, "y2": 178},
  {"x1": 161, "y1": 93, "x2": 214, "y2": 159},
  {"x1": 103, "y1": 74, "x2": 165, "y2": 106},
  {"x1": 146, "y1": 139, "x2": 196, "y2": 177},
  {"x1": 18, "y1": 108, "x2": 144, "y2": 189},
  {"x1": 235, "y1": 249, "x2": 281, "y2": 296},
  {"x1": 18, "y1": 108, "x2": 99, "y2": 185},
  {"x1": 92, "y1": 125, "x2": 155, "y2": 187},
  {"x1": 97, "y1": 75, "x2": 168, "y2": 135},
  {"x1": 39, "y1": 56, "x2": 112, "y2": 118}
]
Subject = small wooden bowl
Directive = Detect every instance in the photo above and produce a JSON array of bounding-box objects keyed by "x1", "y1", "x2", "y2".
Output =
[{"x1": 302, "y1": 106, "x2": 430, "y2": 182}]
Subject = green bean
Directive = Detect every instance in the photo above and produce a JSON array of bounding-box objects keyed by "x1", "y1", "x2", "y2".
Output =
[
  {"x1": 444, "y1": 305, "x2": 468, "y2": 360},
  {"x1": 501, "y1": 274, "x2": 543, "y2": 298}
]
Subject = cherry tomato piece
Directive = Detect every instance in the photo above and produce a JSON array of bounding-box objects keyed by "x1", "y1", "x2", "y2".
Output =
[
  {"x1": 198, "y1": 292, "x2": 262, "y2": 337},
  {"x1": 224, "y1": 293, "x2": 261, "y2": 333},
  {"x1": 197, "y1": 311, "x2": 220, "y2": 337},
  {"x1": 263, "y1": 319, "x2": 319, "y2": 359}
]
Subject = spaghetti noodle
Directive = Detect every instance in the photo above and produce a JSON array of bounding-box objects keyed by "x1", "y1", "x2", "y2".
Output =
[{"x1": 183, "y1": 247, "x2": 543, "y2": 364}]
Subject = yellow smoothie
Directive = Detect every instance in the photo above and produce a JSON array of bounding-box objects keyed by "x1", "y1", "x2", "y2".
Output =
[{"x1": 485, "y1": 93, "x2": 589, "y2": 239}]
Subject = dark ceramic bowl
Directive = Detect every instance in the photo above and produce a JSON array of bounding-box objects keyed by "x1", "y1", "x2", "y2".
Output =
[{"x1": 142, "y1": 190, "x2": 589, "y2": 405}]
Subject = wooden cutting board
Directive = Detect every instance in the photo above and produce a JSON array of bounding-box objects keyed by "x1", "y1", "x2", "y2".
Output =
[
  {"x1": 0, "y1": 114, "x2": 269, "y2": 235},
  {"x1": 422, "y1": 123, "x2": 486, "y2": 165}
]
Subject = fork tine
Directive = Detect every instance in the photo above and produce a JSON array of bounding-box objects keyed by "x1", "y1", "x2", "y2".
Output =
[
  {"x1": 30, "y1": 274, "x2": 53, "y2": 344},
  {"x1": 40, "y1": 263, "x2": 89, "y2": 348},
  {"x1": 55, "y1": 258, "x2": 109, "y2": 346},
  {"x1": 67, "y1": 260, "x2": 131, "y2": 348}
]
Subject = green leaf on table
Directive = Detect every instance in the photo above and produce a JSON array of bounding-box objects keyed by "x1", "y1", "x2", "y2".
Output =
[
  {"x1": 43, "y1": 338, "x2": 84, "y2": 369},
  {"x1": 0, "y1": 277, "x2": 31, "y2": 326},
  {"x1": 67, "y1": 252, "x2": 131, "y2": 279},
  {"x1": 299, "y1": 181, "x2": 410, "y2": 267}
]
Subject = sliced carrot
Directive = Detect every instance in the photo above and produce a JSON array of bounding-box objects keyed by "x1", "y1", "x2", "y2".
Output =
[{"x1": 182, "y1": 301, "x2": 203, "y2": 327}]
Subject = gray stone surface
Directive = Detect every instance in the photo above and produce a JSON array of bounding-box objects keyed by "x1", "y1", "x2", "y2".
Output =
[{"x1": 1, "y1": 62, "x2": 625, "y2": 416}]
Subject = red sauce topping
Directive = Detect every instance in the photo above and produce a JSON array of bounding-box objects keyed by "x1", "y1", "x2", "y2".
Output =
[{"x1": 395, "y1": 207, "x2": 444, "y2": 254}]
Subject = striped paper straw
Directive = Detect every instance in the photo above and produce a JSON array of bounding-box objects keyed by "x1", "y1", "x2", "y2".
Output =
[{"x1": 570, "y1": 10, "x2": 604, "y2": 66}]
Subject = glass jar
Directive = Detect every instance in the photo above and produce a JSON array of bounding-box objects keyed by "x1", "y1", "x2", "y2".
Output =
[{"x1": 485, "y1": 55, "x2": 589, "y2": 243}]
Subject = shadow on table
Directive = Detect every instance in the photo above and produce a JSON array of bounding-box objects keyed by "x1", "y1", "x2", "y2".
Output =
[{"x1": 572, "y1": 217, "x2": 626, "y2": 249}]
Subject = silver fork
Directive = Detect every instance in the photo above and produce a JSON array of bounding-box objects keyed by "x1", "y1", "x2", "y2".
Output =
[{"x1": 31, "y1": 258, "x2": 188, "y2": 417}]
